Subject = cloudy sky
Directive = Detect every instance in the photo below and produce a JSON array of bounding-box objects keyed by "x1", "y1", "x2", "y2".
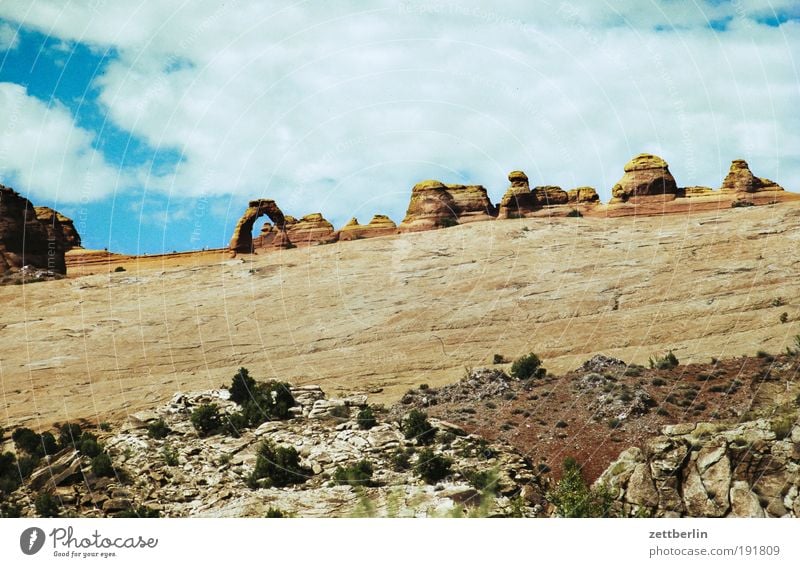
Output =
[{"x1": 0, "y1": 1, "x2": 798, "y2": 253}]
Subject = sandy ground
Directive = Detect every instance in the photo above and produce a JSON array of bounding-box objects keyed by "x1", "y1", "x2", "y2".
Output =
[{"x1": 2, "y1": 202, "x2": 800, "y2": 429}]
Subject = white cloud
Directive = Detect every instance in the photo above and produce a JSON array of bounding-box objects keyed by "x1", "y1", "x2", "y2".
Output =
[
  {"x1": 0, "y1": 82, "x2": 122, "y2": 204},
  {"x1": 0, "y1": 1, "x2": 798, "y2": 226},
  {"x1": 0, "y1": 22, "x2": 19, "y2": 50}
]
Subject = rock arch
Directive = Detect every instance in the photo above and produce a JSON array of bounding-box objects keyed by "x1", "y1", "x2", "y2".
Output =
[{"x1": 229, "y1": 199, "x2": 291, "y2": 252}]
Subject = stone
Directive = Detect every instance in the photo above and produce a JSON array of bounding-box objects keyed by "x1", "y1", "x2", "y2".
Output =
[
  {"x1": 1, "y1": 185, "x2": 68, "y2": 277},
  {"x1": 567, "y1": 186, "x2": 600, "y2": 204},
  {"x1": 610, "y1": 153, "x2": 678, "y2": 203},
  {"x1": 336, "y1": 215, "x2": 398, "y2": 241},
  {"x1": 34, "y1": 207, "x2": 82, "y2": 250},
  {"x1": 680, "y1": 186, "x2": 715, "y2": 198},
  {"x1": 286, "y1": 213, "x2": 338, "y2": 247},
  {"x1": 625, "y1": 463, "x2": 659, "y2": 508},
  {"x1": 398, "y1": 180, "x2": 459, "y2": 232},
  {"x1": 28, "y1": 449, "x2": 82, "y2": 490},
  {"x1": 445, "y1": 184, "x2": 496, "y2": 223},
  {"x1": 720, "y1": 159, "x2": 785, "y2": 194},
  {"x1": 497, "y1": 170, "x2": 538, "y2": 219},
  {"x1": 229, "y1": 199, "x2": 290, "y2": 252},
  {"x1": 729, "y1": 481, "x2": 765, "y2": 517},
  {"x1": 534, "y1": 185, "x2": 569, "y2": 206}
]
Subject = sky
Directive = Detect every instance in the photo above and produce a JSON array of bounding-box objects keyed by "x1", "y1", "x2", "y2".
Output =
[{"x1": 0, "y1": 1, "x2": 798, "y2": 254}]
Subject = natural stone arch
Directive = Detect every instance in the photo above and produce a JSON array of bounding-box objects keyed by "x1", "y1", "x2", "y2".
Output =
[{"x1": 229, "y1": 199, "x2": 290, "y2": 252}]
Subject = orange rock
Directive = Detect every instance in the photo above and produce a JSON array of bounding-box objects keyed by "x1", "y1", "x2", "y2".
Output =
[
  {"x1": 567, "y1": 187, "x2": 600, "y2": 204},
  {"x1": 337, "y1": 215, "x2": 397, "y2": 241},
  {"x1": 286, "y1": 213, "x2": 337, "y2": 247},
  {"x1": 398, "y1": 180, "x2": 458, "y2": 232},
  {"x1": 611, "y1": 153, "x2": 678, "y2": 203},
  {"x1": 230, "y1": 199, "x2": 289, "y2": 252},
  {"x1": 720, "y1": 159, "x2": 785, "y2": 193},
  {"x1": 497, "y1": 170, "x2": 538, "y2": 219}
]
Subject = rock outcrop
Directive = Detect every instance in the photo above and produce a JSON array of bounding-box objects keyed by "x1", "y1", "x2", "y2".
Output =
[
  {"x1": 720, "y1": 159, "x2": 785, "y2": 194},
  {"x1": 497, "y1": 171, "x2": 538, "y2": 219},
  {"x1": 1, "y1": 185, "x2": 67, "y2": 277},
  {"x1": 597, "y1": 418, "x2": 800, "y2": 517},
  {"x1": 35, "y1": 207, "x2": 81, "y2": 250},
  {"x1": 337, "y1": 215, "x2": 398, "y2": 241},
  {"x1": 610, "y1": 153, "x2": 679, "y2": 203},
  {"x1": 534, "y1": 185, "x2": 569, "y2": 206},
  {"x1": 398, "y1": 180, "x2": 459, "y2": 232},
  {"x1": 567, "y1": 187, "x2": 600, "y2": 204},
  {"x1": 230, "y1": 199, "x2": 292, "y2": 252},
  {"x1": 286, "y1": 213, "x2": 337, "y2": 246},
  {"x1": 444, "y1": 184, "x2": 496, "y2": 223}
]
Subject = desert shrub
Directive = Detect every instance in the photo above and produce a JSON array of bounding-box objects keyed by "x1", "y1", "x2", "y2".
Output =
[
  {"x1": 34, "y1": 492, "x2": 61, "y2": 517},
  {"x1": 780, "y1": 312, "x2": 789, "y2": 324},
  {"x1": 190, "y1": 404, "x2": 222, "y2": 436},
  {"x1": 12, "y1": 427, "x2": 43, "y2": 456},
  {"x1": 402, "y1": 410, "x2": 436, "y2": 445},
  {"x1": 99, "y1": 422, "x2": 112, "y2": 432},
  {"x1": 161, "y1": 444, "x2": 179, "y2": 466},
  {"x1": 770, "y1": 415, "x2": 795, "y2": 440},
  {"x1": 0, "y1": 425, "x2": 4, "y2": 441},
  {"x1": 547, "y1": 457, "x2": 613, "y2": 518},
  {"x1": 756, "y1": 350, "x2": 772, "y2": 359},
  {"x1": 390, "y1": 447, "x2": 415, "y2": 471},
  {"x1": 223, "y1": 411, "x2": 249, "y2": 438},
  {"x1": 567, "y1": 209, "x2": 583, "y2": 217},
  {"x1": 242, "y1": 381, "x2": 295, "y2": 425},
  {"x1": 651, "y1": 377, "x2": 667, "y2": 387},
  {"x1": 510, "y1": 353, "x2": 545, "y2": 380},
  {"x1": 229, "y1": 367, "x2": 257, "y2": 405},
  {"x1": 114, "y1": 266, "x2": 126, "y2": 272},
  {"x1": 78, "y1": 433, "x2": 103, "y2": 458},
  {"x1": 555, "y1": 420, "x2": 568, "y2": 428},
  {"x1": 40, "y1": 432, "x2": 58, "y2": 456},
  {"x1": 147, "y1": 419, "x2": 171, "y2": 439},
  {"x1": 414, "y1": 448, "x2": 452, "y2": 484},
  {"x1": 265, "y1": 508, "x2": 287, "y2": 518},
  {"x1": 112, "y1": 505, "x2": 160, "y2": 518},
  {"x1": 356, "y1": 407, "x2": 377, "y2": 430},
  {"x1": 0, "y1": 452, "x2": 21, "y2": 494},
  {"x1": 332, "y1": 460, "x2": 373, "y2": 487},
  {"x1": 731, "y1": 199, "x2": 754, "y2": 208},
  {"x1": 17, "y1": 456, "x2": 39, "y2": 479},
  {"x1": 623, "y1": 365, "x2": 644, "y2": 377},
  {"x1": 607, "y1": 418, "x2": 622, "y2": 429},
  {"x1": 91, "y1": 453, "x2": 114, "y2": 477},
  {"x1": 493, "y1": 354, "x2": 506, "y2": 364},
  {"x1": 247, "y1": 441, "x2": 308, "y2": 488},
  {"x1": 58, "y1": 423, "x2": 83, "y2": 449},
  {"x1": 649, "y1": 351, "x2": 679, "y2": 370},
  {"x1": 466, "y1": 469, "x2": 499, "y2": 494}
]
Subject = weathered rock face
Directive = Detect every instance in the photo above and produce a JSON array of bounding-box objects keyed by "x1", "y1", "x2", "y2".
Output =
[
  {"x1": 230, "y1": 199, "x2": 292, "y2": 252},
  {"x1": 534, "y1": 185, "x2": 569, "y2": 206},
  {"x1": 398, "y1": 180, "x2": 459, "y2": 232},
  {"x1": 445, "y1": 184, "x2": 496, "y2": 223},
  {"x1": 567, "y1": 186, "x2": 600, "y2": 204},
  {"x1": 337, "y1": 215, "x2": 398, "y2": 241},
  {"x1": 720, "y1": 159, "x2": 785, "y2": 193},
  {"x1": 35, "y1": 207, "x2": 81, "y2": 249},
  {"x1": 597, "y1": 419, "x2": 800, "y2": 517},
  {"x1": 611, "y1": 154, "x2": 679, "y2": 203},
  {"x1": 497, "y1": 171, "x2": 538, "y2": 219},
  {"x1": 286, "y1": 213, "x2": 337, "y2": 246},
  {"x1": 0, "y1": 185, "x2": 67, "y2": 277}
]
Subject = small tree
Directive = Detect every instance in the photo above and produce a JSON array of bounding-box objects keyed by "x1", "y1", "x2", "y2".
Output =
[
  {"x1": 402, "y1": 409, "x2": 436, "y2": 445},
  {"x1": 147, "y1": 419, "x2": 171, "y2": 439},
  {"x1": 58, "y1": 423, "x2": 83, "y2": 449},
  {"x1": 247, "y1": 441, "x2": 308, "y2": 488},
  {"x1": 649, "y1": 351, "x2": 679, "y2": 370},
  {"x1": 34, "y1": 492, "x2": 61, "y2": 517},
  {"x1": 242, "y1": 382, "x2": 295, "y2": 426},
  {"x1": 12, "y1": 428, "x2": 43, "y2": 456},
  {"x1": 78, "y1": 433, "x2": 103, "y2": 458},
  {"x1": 190, "y1": 404, "x2": 222, "y2": 436},
  {"x1": 547, "y1": 457, "x2": 613, "y2": 518},
  {"x1": 91, "y1": 453, "x2": 114, "y2": 477},
  {"x1": 510, "y1": 353, "x2": 545, "y2": 379},
  {"x1": 414, "y1": 448, "x2": 452, "y2": 484},
  {"x1": 356, "y1": 407, "x2": 377, "y2": 430},
  {"x1": 332, "y1": 460, "x2": 373, "y2": 486},
  {"x1": 230, "y1": 367, "x2": 257, "y2": 405}
]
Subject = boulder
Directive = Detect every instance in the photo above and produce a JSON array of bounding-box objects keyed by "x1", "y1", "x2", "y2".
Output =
[
  {"x1": 497, "y1": 171, "x2": 538, "y2": 219},
  {"x1": 1, "y1": 185, "x2": 67, "y2": 276},
  {"x1": 286, "y1": 213, "x2": 337, "y2": 247},
  {"x1": 445, "y1": 184, "x2": 496, "y2": 223},
  {"x1": 720, "y1": 159, "x2": 785, "y2": 193},
  {"x1": 610, "y1": 154, "x2": 678, "y2": 203},
  {"x1": 534, "y1": 185, "x2": 569, "y2": 206},
  {"x1": 398, "y1": 180, "x2": 458, "y2": 232},
  {"x1": 336, "y1": 215, "x2": 397, "y2": 241},
  {"x1": 567, "y1": 187, "x2": 600, "y2": 204}
]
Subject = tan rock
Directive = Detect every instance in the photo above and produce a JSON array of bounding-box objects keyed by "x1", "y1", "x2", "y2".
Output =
[
  {"x1": 720, "y1": 159, "x2": 785, "y2": 194},
  {"x1": 398, "y1": 180, "x2": 458, "y2": 232},
  {"x1": 611, "y1": 153, "x2": 678, "y2": 203},
  {"x1": 497, "y1": 170, "x2": 537, "y2": 219},
  {"x1": 729, "y1": 481, "x2": 765, "y2": 517},
  {"x1": 337, "y1": 215, "x2": 397, "y2": 241},
  {"x1": 286, "y1": 213, "x2": 337, "y2": 247},
  {"x1": 567, "y1": 186, "x2": 600, "y2": 204},
  {"x1": 534, "y1": 185, "x2": 569, "y2": 206},
  {"x1": 35, "y1": 207, "x2": 82, "y2": 250},
  {"x1": 445, "y1": 184, "x2": 496, "y2": 223},
  {"x1": 229, "y1": 199, "x2": 290, "y2": 252}
]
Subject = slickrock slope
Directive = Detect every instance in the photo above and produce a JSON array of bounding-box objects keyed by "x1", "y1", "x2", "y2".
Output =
[
  {"x1": 4, "y1": 202, "x2": 800, "y2": 429},
  {"x1": 336, "y1": 215, "x2": 398, "y2": 241}
]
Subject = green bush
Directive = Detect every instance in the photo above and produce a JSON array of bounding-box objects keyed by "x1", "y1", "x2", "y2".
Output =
[
  {"x1": 40, "y1": 432, "x2": 58, "y2": 455},
  {"x1": 649, "y1": 351, "x2": 679, "y2": 370},
  {"x1": 493, "y1": 354, "x2": 505, "y2": 364},
  {"x1": 265, "y1": 508, "x2": 287, "y2": 518},
  {"x1": 356, "y1": 407, "x2": 377, "y2": 430},
  {"x1": 780, "y1": 312, "x2": 789, "y2": 324},
  {"x1": 402, "y1": 410, "x2": 436, "y2": 445},
  {"x1": 17, "y1": 456, "x2": 39, "y2": 479},
  {"x1": 12, "y1": 427, "x2": 43, "y2": 456},
  {"x1": 510, "y1": 353, "x2": 545, "y2": 380},
  {"x1": 229, "y1": 367, "x2": 257, "y2": 405},
  {"x1": 242, "y1": 382, "x2": 295, "y2": 426},
  {"x1": 466, "y1": 469, "x2": 499, "y2": 494},
  {"x1": 547, "y1": 457, "x2": 613, "y2": 517},
  {"x1": 0, "y1": 451, "x2": 21, "y2": 494},
  {"x1": 90, "y1": 453, "x2": 114, "y2": 477},
  {"x1": 190, "y1": 404, "x2": 222, "y2": 436},
  {"x1": 247, "y1": 441, "x2": 308, "y2": 489},
  {"x1": 147, "y1": 419, "x2": 171, "y2": 439},
  {"x1": 332, "y1": 460, "x2": 373, "y2": 487},
  {"x1": 34, "y1": 492, "x2": 61, "y2": 517},
  {"x1": 78, "y1": 433, "x2": 103, "y2": 458},
  {"x1": 161, "y1": 444, "x2": 179, "y2": 466},
  {"x1": 58, "y1": 423, "x2": 83, "y2": 449},
  {"x1": 223, "y1": 412, "x2": 249, "y2": 437},
  {"x1": 390, "y1": 447, "x2": 414, "y2": 471},
  {"x1": 114, "y1": 266, "x2": 126, "y2": 272},
  {"x1": 414, "y1": 448, "x2": 452, "y2": 484},
  {"x1": 566, "y1": 209, "x2": 583, "y2": 217}
]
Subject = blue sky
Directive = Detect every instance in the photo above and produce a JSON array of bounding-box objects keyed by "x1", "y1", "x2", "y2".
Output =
[{"x1": 0, "y1": 1, "x2": 799, "y2": 254}]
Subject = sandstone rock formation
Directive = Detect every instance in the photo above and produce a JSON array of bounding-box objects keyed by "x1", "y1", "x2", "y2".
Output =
[
  {"x1": 497, "y1": 171, "x2": 538, "y2": 219},
  {"x1": 398, "y1": 180, "x2": 459, "y2": 232},
  {"x1": 720, "y1": 159, "x2": 785, "y2": 194},
  {"x1": 444, "y1": 184, "x2": 496, "y2": 223},
  {"x1": 610, "y1": 154, "x2": 678, "y2": 203},
  {"x1": 285, "y1": 213, "x2": 337, "y2": 246},
  {"x1": 230, "y1": 199, "x2": 292, "y2": 252},
  {"x1": 35, "y1": 207, "x2": 81, "y2": 250},
  {"x1": 534, "y1": 185, "x2": 569, "y2": 206},
  {"x1": 597, "y1": 419, "x2": 800, "y2": 517},
  {"x1": 679, "y1": 186, "x2": 715, "y2": 198},
  {"x1": 337, "y1": 215, "x2": 398, "y2": 241},
  {"x1": 567, "y1": 187, "x2": 600, "y2": 204},
  {"x1": 1, "y1": 185, "x2": 67, "y2": 277}
]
